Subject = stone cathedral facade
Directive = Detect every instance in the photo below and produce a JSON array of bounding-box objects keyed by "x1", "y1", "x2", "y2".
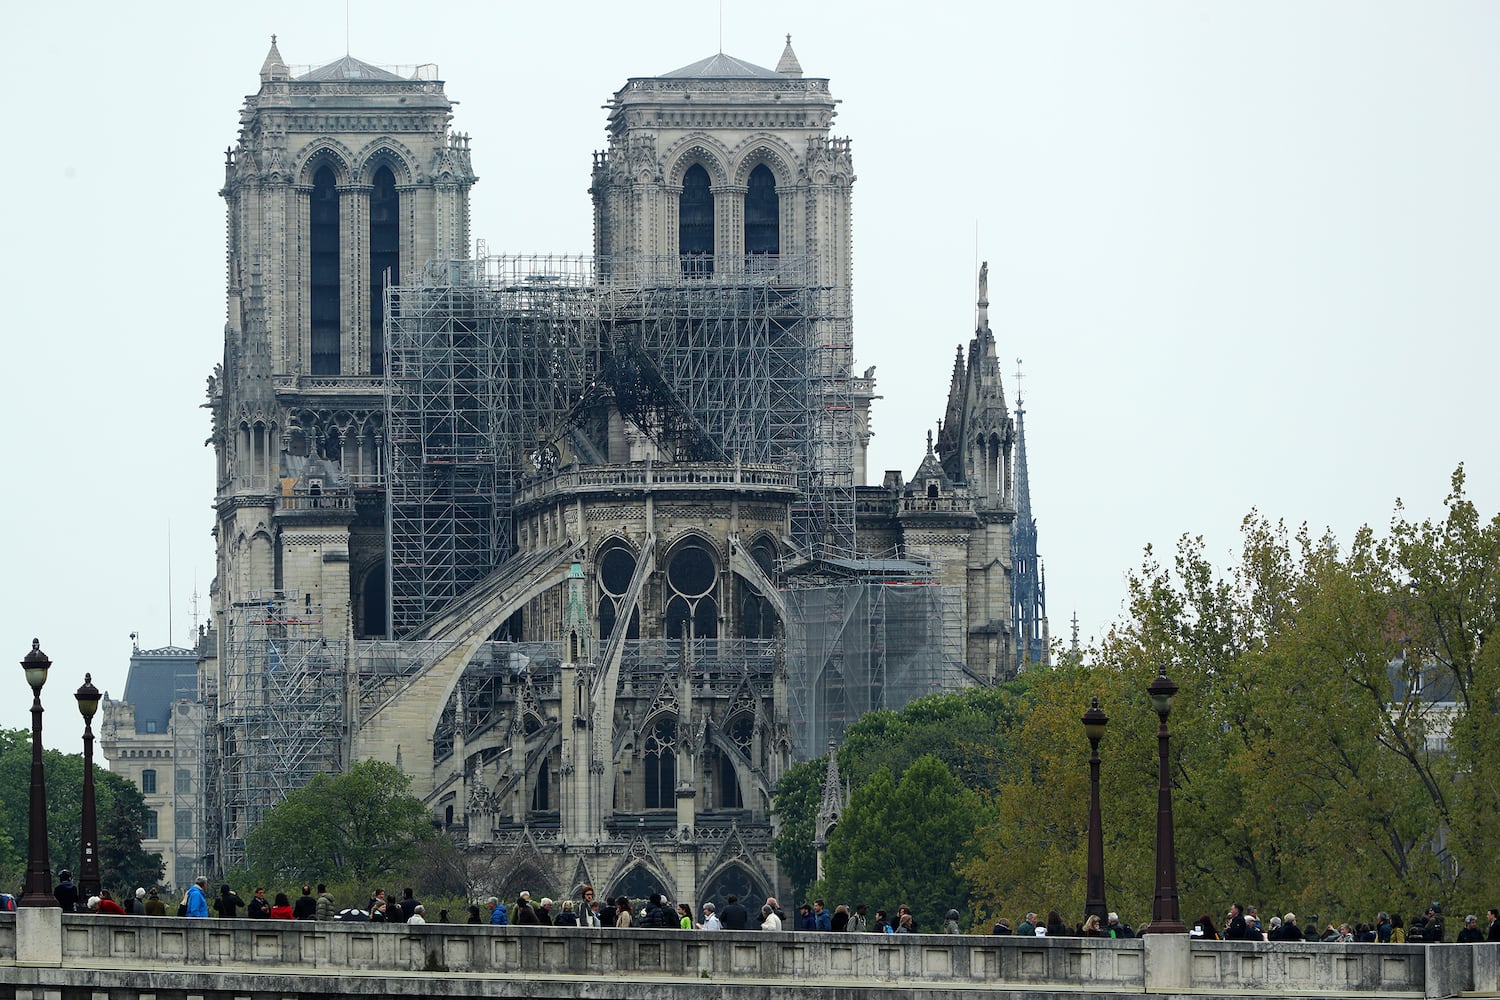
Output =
[{"x1": 103, "y1": 36, "x2": 1044, "y2": 906}]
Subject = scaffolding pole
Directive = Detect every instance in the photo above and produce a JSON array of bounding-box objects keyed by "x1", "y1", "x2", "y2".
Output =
[
  {"x1": 385, "y1": 253, "x2": 854, "y2": 638},
  {"x1": 214, "y1": 594, "x2": 347, "y2": 870}
]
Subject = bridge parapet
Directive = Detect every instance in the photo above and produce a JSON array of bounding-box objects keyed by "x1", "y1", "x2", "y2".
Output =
[{"x1": 2, "y1": 911, "x2": 1494, "y2": 999}]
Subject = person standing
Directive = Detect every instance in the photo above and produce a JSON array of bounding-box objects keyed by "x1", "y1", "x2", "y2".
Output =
[
  {"x1": 144, "y1": 888, "x2": 167, "y2": 916},
  {"x1": 293, "y1": 885, "x2": 318, "y2": 920},
  {"x1": 399, "y1": 888, "x2": 420, "y2": 922},
  {"x1": 1487, "y1": 908, "x2": 1500, "y2": 943},
  {"x1": 185, "y1": 877, "x2": 210, "y2": 918},
  {"x1": 1223, "y1": 903, "x2": 1253, "y2": 940},
  {"x1": 579, "y1": 886, "x2": 600, "y2": 927},
  {"x1": 215, "y1": 884, "x2": 244, "y2": 918},
  {"x1": 247, "y1": 887, "x2": 272, "y2": 918},
  {"x1": 316, "y1": 884, "x2": 336, "y2": 920},
  {"x1": 760, "y1": 903, "x2": 782, "y2": 931},
  {"x1": 719, "y1": 893, "x2": 749, "y2": 930},
  {"x1": 700, "y1": 902, "x2": 722, "y2": 930},
  {"x1": 53, "y1": 870, "x2": 79, "y2": 913}
]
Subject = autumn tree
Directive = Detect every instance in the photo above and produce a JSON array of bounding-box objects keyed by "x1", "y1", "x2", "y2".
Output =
[{"x1": 961, "y1": 467, "x2": 1498, "y2": 928}]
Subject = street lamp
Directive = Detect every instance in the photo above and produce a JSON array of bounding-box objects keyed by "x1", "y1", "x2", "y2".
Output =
[
  {"x1": 1141, "y1": 670, "x2": 1186, "y2": 934},
  {"x1": 75, "y1": 673, "x2": 102, "y2": 900},
  {"x1": 19, "y1": 639, "x2": 56, "y2": 908},
  {"x1": 1081, "y1": 695, "x2": 1108, "y2": 920}
]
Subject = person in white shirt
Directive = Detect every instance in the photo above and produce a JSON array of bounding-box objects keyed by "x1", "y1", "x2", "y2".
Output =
[
  {"x1": 760, "y1": 904, "x2": 782, "y2": 931},
  {"x1": 407, "y1": 904, "x2": 427, "y2": 925},
  {"x1": 700, "y1": 902, "x2": 722, "y2": 930}
]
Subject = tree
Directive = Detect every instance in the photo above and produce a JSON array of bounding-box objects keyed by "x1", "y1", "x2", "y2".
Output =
[
  {"x1": 99, "y1": 787, "x2": 166, "y2": 895},
  {"x1": 771, "y1": 755, "x2": 825, "y2": 900},
  {"x1": 0, "y1": 729, "x2": 162, "y2": 893},
  {"x1": 962, "y1": 470, "x2": 1498, "y2": 929},
  {"x1": 818, "y1": 754, "x2": 977, "y2": 928},
  {"x1": 837, "y1": 683, "x2": 1029, "y2": 792},
  {"x1": 771, "y1": 684, "x2": 1030, "y2": 906},
  {"x1": 243, "y1": 760, "x2": 435, "y2": 887}
]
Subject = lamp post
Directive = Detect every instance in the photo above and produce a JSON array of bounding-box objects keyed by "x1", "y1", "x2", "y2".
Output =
[
  {"x1": 1081, "y1": 695, "x2": 1108, "y2": 920},
  {"x1": 75, "y1": 673, "x2": 102, "y2": 900},
  {"x1": 19, "y1": 639, "x2": 56, "y2": 908},
  {"x1": 1141, "y1": 670, "x2": 1186, "y2": 934}
]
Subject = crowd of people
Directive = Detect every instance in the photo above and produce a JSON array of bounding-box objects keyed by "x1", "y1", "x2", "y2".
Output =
[
  {"x1": 986, "y1": 902, "x2": 1500, "y2": 944},
  {"x1": 48, "y1": 868, "x2": 1500, "y2": 946}
]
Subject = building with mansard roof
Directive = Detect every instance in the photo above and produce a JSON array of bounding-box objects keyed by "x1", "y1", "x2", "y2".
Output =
[{"x1": 102, "y1": 35, "x2": 1044, "y2": 907}]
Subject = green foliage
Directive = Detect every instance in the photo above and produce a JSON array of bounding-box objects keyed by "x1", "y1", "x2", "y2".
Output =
[
  {"x1": 243, "y1": 759, "x2": 436, "y2": 888},
  {"x1": 770, "y1": 683, "x2": 1030, "y2": 908},
  {"x1": 838, "y1": 683, "x2": 1029, "y2": 792},
  {"x1": 771, "y1": 756, "x2": 825, "y2": 900},
  {"x1": 818, "y1": 755, "x2": 977, "y2": 929},
  {"x1": 962, "y1": 466, "x2": 1500, "y2": 929},
  {"x1": 0, "y1": 728, "x2": 162, "y2": 893}
]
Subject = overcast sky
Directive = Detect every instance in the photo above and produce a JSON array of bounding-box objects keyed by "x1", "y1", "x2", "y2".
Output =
[{"x1": 2, "y1": 1, "x2": 1496, "y2": 748}]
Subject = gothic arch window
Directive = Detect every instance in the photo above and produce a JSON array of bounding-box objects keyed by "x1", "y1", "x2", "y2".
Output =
[
  {"x1": 531, "y1": 750, "x2": 553, "y2": 812},
  {"x1": 359, "y1": 563, "x2": 387, "y2": 638},
  {"x1": 698, "y1": 864, "x2": 767, "y2": 919},
  {"x1": 643, "y1": 716, "x2": 677, "y2": 809},
  {"x1": 596, "y1": 540, "x2": 640, "y2": 641},
  {"x1": 665, "y1": 539, "x2": 718, "y2": 639},
  {"x1": 744, "y1": 164, "x2": 780, "y2": 256},
  {"x1": 717, "y1": 714, "x2": 753, "y2": 809},
  {"x1": 611, "y1": 864, "x2": 669, "y2": 907},
  {"x1": 369, "y1": 164, "x2": 399, "y2": 376},
  {"x1": 736, "y1": 537, "x2": 778, "y2": 639},
  {"x1": 679, "y1": 163, "x2": 713, "y2": 275},
  {"x1": 309, "y1": 165, "x2": 341, "y2": 375}
]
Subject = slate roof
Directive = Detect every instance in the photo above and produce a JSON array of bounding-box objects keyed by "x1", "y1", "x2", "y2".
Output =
[
  {"x1": 663, "y1": 52, "x2": 783, "y2": 79},
  {"x1": 298, "y1": 55, "x2": 406, "y2": 82}
]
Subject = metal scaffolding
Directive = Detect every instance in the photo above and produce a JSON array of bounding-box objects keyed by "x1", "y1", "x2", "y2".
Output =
[
  {"x1": 214, "y1": 594, "x2": 347, "y2": 870},
  {"x1": 782, "y1": 569, "x2": 966, "y2": 761},
  {"x1": 169, "y1": 695, "x2": 210, "y2": 888},
  {"x1": 385, "y1": 254, "x2": 854, "y2": 637}
]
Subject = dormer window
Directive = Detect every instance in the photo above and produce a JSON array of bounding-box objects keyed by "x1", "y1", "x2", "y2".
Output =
[{"x1": 927, "y1": 482, "x2": 939, "y2": 499}]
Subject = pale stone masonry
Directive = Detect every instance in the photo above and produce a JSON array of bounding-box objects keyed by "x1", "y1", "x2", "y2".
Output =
[{"x1": 102, "y1": 35, "x2": 1040, "y2": 908}]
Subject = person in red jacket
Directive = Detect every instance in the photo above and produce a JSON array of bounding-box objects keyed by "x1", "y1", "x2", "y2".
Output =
[
  {"x1": 269, "y1": 892, "x2": 295, "y2": 919},
  {"x1": 96, "y1": 890, "x2": 127, "y2": 915}
]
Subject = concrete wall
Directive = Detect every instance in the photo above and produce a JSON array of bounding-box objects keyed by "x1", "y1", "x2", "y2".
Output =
[{"x1": 2, "y1": 910, "x2": 1493, "y2": 1000}]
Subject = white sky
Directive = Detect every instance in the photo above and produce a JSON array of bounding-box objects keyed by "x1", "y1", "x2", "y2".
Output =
[{"x1": 2, "y1": 1, "x2": 1496, "y2": 749}]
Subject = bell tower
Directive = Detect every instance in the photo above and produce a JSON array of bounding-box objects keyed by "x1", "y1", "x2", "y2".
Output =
[
  {"x1": 209, "y1": 36, "x2": 477, "y2": 644},
  {"x1": 590, "y1": 35, "x2": 853, "y2": 296}
]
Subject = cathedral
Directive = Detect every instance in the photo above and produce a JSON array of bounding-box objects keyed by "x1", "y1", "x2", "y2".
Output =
[{"x1": 102, "y1": 36, "x2": 1048, "y2": 906}]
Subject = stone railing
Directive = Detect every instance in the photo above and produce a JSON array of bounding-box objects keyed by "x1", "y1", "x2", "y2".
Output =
[
  {"x1": 4, "y1": 911, "x2": 1497, "y2": 999},
  {"x1": 517, "y1": 462, "x2": 797, "y2": 506}
]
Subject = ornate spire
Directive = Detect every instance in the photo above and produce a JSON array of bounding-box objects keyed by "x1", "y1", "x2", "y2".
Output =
[
  {"x1": 977, "y1": 260, "x2": 989, "y2": 332},
  {"x1": 260, "y1": 34, "x2": 290, "y2": 84},
  {"x1": 814, "y1": 739, "x2": 843, "y2": 844},
  {"x1": 1011, "y1": 390, "x2": 1048, "y2": 672},
  {"x1": 776, "y1": 34, "x2": 803, "y2": 78}
]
